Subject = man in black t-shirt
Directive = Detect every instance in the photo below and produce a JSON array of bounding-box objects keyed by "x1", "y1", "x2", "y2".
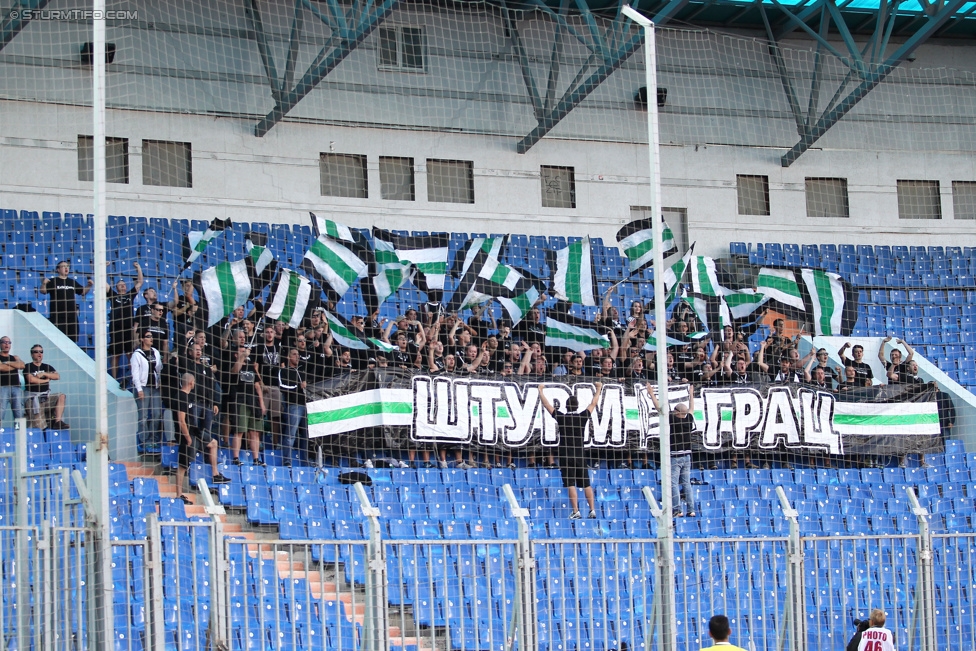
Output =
[
  {"x1": 0, "y1": 336, "x2": 25, "y2": 426},
  {"x1": 107, "y1": 261, "x2": 143, "y2": 378},
  {"x1": 256, "y1": 327, "x2": 281, "y2": 441},
  {"x1": 138, "y1": 303, "x2": 171, "y2": 354},
  {"x1": 839, "y1": 342, "x2": 874, "y2": 385},
  {"x1": 649, "y1": 387, "x2": 697, "y2": 517},
  {"x1": 173, "y1": 373, "x2": 231, "y2": 504},
  {"x1": 40, "y1": 261, "x2": 93, "y2": 342},
  {"x1": 538, "y1": 382, "x2": 603, "y2": 519},
  {"x1": 24, "y1": 345, "x2": 68, "y2": 429},
  {"x1": 880, "y1": 337, "x2": 916, "y2": 384},
  {"x1": 278, "y1": 349, "x2": 307, "y2": 467}
]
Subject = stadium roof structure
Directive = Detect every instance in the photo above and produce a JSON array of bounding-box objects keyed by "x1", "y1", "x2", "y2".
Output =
[{"x1": 1, "y1": 0, "x2": 973, "y2": 164}]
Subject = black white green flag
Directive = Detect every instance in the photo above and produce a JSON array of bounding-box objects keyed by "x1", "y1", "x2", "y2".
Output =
[
  {"x1": 266, "y1": 269, "x2": 313, "y2": 328},
  {"x1": 553, "y1": 236, "x2": 597, "y2": 306},
  {"x1": 182, "y1": 217, "x2": 230, "y2": 272},
  {"x1": 800, "y1": 269, "x2": 852, "y2": 336},
  {"x1": 616, "y1": 216, "x2": 677, "y2": 275},
  {"x1": 756, "y1": 268, "x2": 805, "y2": 310}
]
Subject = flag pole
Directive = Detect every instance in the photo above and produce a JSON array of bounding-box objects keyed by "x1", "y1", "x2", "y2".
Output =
[{"x1": 621, "y1": 7, "x2": 676, "y2": 651}]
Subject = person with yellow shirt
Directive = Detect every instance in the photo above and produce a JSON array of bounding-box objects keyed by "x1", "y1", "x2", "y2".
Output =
[{"x1": 700, "y1": 615, "x2": 747, "y2": 651}]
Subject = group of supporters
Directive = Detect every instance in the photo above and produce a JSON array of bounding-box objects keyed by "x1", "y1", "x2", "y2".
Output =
[{"x1": 0, "y1": 336, "x2": 68, "y2": 430}]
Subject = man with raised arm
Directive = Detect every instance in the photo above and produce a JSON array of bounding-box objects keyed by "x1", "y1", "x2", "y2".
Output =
[
  {"x1": 538, "y1": 382, "x2": 603, "y2": 519},
  {"x1": 649, "y1": 384, "x2": 697, "y2": 517}
]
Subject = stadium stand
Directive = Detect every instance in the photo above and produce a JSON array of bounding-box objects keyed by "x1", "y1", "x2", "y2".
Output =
[{"x1": 1, "y1": 211, "x2": 974, "y2": 651}]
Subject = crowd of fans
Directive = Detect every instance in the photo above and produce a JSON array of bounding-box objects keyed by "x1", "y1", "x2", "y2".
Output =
[{"x1": 0, "y1": 261, "x2": 953, "y2": 501}]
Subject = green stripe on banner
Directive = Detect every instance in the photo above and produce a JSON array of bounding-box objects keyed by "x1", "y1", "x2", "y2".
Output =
[
  {"x1": 695, "y1": 258, "x2": 717, "y2": 296},
  {"x1": 497, "y1": 406, "x2": 510, "y2": 419},
  {"x1": 413, "y1": 262, "x2": 447, "y2": 274},
  {"x1": 833, "y1": 413, "x2": 940, "y2": 426},
  {"x1": 758, "y1": 273, "x2": 800, "y2": 296},
  {"x1": 626, "y1": 409, "x2": 639, "y2": 421},
  {"x1": 216, "y1": 263, "x2": 242, "y2": 316},
  {"x1": 280, "y1": 272, "x2": 302, "y2": 324},
  {"x1": 627, "y1": 238, "x2": 654, "y2": 263},
  {"x1": 811, "y1": 269, "x2": 835, "y2": 335},
  {"x1": 309, "y1": 239, "x2": 360, "y2": 286},
  {"x1": 308, "y1": 402, "x2": 413, "y2": 424},
  {"x1": 565, "y1": 243, "x2": 582, "y2": 303}
]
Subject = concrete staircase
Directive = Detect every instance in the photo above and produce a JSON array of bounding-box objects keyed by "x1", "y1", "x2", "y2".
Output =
[{"x1": 123, "y1": 461, "x2": 439, "y2": 651}]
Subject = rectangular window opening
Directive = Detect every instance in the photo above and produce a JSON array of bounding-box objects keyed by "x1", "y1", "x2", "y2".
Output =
[
  {"x1": 541, "y1": 166, "x2": 576, "y2": 209},
  {"x1": 736, "y1": 174, "x2": 770, "y2": 216},
  {"x1": 427, "y1": 159, "x2": 474, "y2": 204},
  {"x1": 142, "y1": 139, "x2": 192, "y2": 188},
  {"x1": 805, "y1": 177, "x2": 849, "y2": 218},
  {"x1": 952, "y1": 181, "x2": 976, "y2": 220},
  {"x1": 380, "y1": 156, "x2": 415, "y2": 201},
  {"x1": 320, "y1": 153, "x2": 368, "y2": 198},
  {"x1": 78, "y1": 135, "x2": 129, "y2": 184},
  {"x1": 379, "y1": 26, "x2": 426, "y2": 71},
  {"x1": 897, "y1": 180, "x2": 941, "y2": 220}
]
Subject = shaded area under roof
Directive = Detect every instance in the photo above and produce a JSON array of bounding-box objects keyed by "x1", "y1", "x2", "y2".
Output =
[{"x1": 504, "y1": 0, "x2": 976, "y2": 37}]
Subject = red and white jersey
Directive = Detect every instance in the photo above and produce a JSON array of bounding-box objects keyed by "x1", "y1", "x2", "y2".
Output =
[{"x1": 857, "y1": 626, "x2": 895, "y2": 651}]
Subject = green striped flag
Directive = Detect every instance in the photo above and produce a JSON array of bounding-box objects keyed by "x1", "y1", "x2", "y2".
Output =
[
  {"x1": 310, "y1": 212, "x2": 357, "y2": 243},
  {"x1": 266, "y1": 269, "x2": 313, "y2": 328},
  {"x1": 371, "y1": 238, "x2": 414, "y2": 304},
  {"x1": 643, "y1": 331, "x2": 688, "y2": 351},
  {"x1": 661, "y1": 243, "x2": 695, "y2": 305},
  {"x1": 367, "y1": 338, "x2": 397, "y2": 353},
  {"x1": 324, "y1": 311, "x2": 369, "y2": 350},
  {"x1": 544, "y1": 314, "x2": 610, "y2": 352},
  {"x1": 801, "y1": 268, "x2": 846, "y2": 335},
  {"x1": 616, "y1": 216, "x2": 677, "y2": 274},
  {"x1": 690, "y1": 256, "x2": 722, "y2": 296},
  {"x1": 307, "y1": 389, "x2": 413, "y2": 438},
  {"x1": 201, "y1": 259, "x2": 251, "y2": 327},
  {"x1": 497, "y1": 285, "x2": 541, "y2": 326},
  {"x1": 553, "y1": 236, "x2": 597, "y2": 306},
  {"x1": 182, "y1": 217, "x2": 230, "y2": 271},
  {"x1": 380, "y1": 230, "x2": 449, "y2": 293},
  {"x1": 303, "y1": 236, "x2": 368, "y2": 298},
  {"x1": 722, "y1": 289, "x2": 768, "y2": 323},
  {"x1": 756, "y1": 268, "x2": 805, "y2": 310},
  {"x1": 681, "y1": 290, "x2": 711, "y2": 332}
]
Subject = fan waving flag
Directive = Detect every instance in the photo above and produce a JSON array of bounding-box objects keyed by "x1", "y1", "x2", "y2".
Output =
[
  {"x1": 800, "y1": 269, "x2": 858, "y2": 335},
  {"x1": 266, "y1": 269, "x2": 313, "y2": 328},
  {"x1": 302, "y1": 217, "x2": 370, "y2": 302},
  {"x1": 475, "y1": 258, "x2": 543, "y2": 326},
  {"x1": 552, "y1": 236, "x2": 598, "y2": 306},
  {"x1": 182, "y1": 217, "x2": 230, "y2": 272},
  {"x1": 616, "y1": 216, "x2": 677, "y2": 275},
  {"x1": 373, "y1": 228, "x2": 449, "y2": 302}
]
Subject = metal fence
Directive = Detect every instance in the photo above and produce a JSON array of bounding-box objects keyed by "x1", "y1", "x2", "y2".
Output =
[{"x1": 3, "y1": 485, "x2": 975, "y2": 651}]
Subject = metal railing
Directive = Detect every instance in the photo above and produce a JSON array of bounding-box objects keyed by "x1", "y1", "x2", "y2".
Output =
[{"x1": 2, "y1": 472, "x2": 971, "y2": 651}]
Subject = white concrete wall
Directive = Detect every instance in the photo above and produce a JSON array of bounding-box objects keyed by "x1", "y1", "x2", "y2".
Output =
[{"x1": 1, "y1": 1, "x2": 975, "y2": 258}]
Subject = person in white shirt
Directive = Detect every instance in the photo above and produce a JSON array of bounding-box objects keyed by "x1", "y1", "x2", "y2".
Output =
[
  {"x1": 857, "y1": 609, "x2": 895, "y2": 651},
  {"x1": 131, "y1": 331, "x2": 164, "y2": 454}
]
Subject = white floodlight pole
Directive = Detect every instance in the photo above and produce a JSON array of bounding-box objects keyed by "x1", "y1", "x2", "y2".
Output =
[
  {"x1": 621, "y1": 7, "x2": 676, "y2": 651},
  {"x1": 91, "y1": 0, "x2": 115, "y2": 648}
]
